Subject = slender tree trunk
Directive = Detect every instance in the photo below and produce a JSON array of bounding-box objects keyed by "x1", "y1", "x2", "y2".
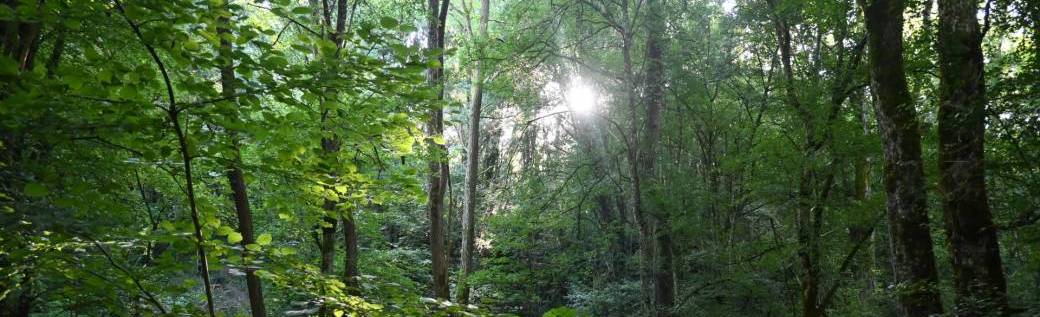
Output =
[
  {"x1": 642, "y1": 0, "x2": 673, "y2": 315},
  {"x1": 796, "y1": 172, "x2": 821, "y2": 317},
  {"x1": 316, "y1": 2, "x2": 350, "y2": 316},
  {"x1": 44, "y1": 29, "x2": 65, "y2": 77},
  {"x1": 765, "y1": 1, "x2": 821, "y2": 315},
  {"x1": 317, "y1": 212, "x2": 337, "y2": 315},
  {"x1": 613, "y1": 3, "x2": 656, "y2": 311},
  {"x1": 113, "y1": 1, "x2": 217, "y2": 314},
  {"x1": 332, "y1": 0, "x2": 360, "y2": 300},
  {"x1": 172, "y1": 71, "x2": 216, "y2": 317},
  {"x1": 937, "y1": 0, "x2": 1009, "y2": 315},
  {"x1": 850, "y1": 91, "x2": 873, "y2": 298},
  {"x1": 426, "y1": 0, "x2": 451, "y2": 300},
  {"x1": 215, "y1": 2, "x2": 267, "y2": 316},
  {"x1": 862, "y1": 0, "x2": 945, "y2": 315},
  {"x1": 342, "y1": 213, "x2": 359, "y2": 295},
  {"x1": 457, "y1": 0, "x2": 489, "y2": 305}
]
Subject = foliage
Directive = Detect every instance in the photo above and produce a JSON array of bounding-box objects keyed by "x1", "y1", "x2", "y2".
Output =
[{"x1": 2, "y1": 0, "x2": 1039, "y2": 316}]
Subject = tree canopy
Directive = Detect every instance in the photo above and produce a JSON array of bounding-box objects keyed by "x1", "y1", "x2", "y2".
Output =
[{"x1": 1, "y1": 0, "x2": 1039, "y2": 316}]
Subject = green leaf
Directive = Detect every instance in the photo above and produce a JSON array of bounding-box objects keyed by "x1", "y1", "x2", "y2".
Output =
[
  {"x1": 256, "y1": 233, "x2": 272, "y2": 246},
  {"x1": 227, "y1": 232, "x2": 243, "y2": 244},
  {"x1": 217, "y1": 226, "x2": 234, "y2": 236},
  {"x1": 24, "y1": 183, "x2": 48, "y2": 197},
  {"x1": 245, "y1": 243, "x2": 261, "y2": 251},
  {"x1": 205, "y1": 215, "x2": 221, "y2": 228},
  {"x1": 277, "y1": 247, "x2": 296, "y2": 255},
  {"x1": 379, "y1": 16, "x2": 399, "y2": 28}
]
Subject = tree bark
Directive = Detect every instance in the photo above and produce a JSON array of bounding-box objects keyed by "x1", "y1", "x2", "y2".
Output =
[
  {"x1": 641, "y1": 0, "x2": 674, "y2": 315},
  {"x1": 457, "y1": 0, "x2": 489, "y2": 305},
  {"x1": 862, "y1": 0, "x2": 945, "y2": 315},
  {"x1": 937, "y1": 0, "x2": 1009, "y2": 315},
  {"x1": 426, "y1": 0, "x2": 451, "y2": 300},
  {"x1": 342, "y1": 213, "x2": 359, "y2": 295},
  {"x1": 215, "y1": 2, "x2": 267, "y2": 315}
]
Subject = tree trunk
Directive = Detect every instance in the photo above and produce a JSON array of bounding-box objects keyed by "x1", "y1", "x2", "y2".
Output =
[
  {"x1": 113, "y1": 1, "x2": 218, "y2": 313},
  {"x1": 315, "y1": 0, "x2": 350, "y2": 314},
  {"x1": 639, "y1": 0, "x2": 674, "y2": 315},
  {"x1": 457, "y1": 0, "x2": 489, "y2": 305},
  {"x1": 862, "y1": 0, "x2": 945, "y2": 315},
  {"x1": 426, "y1": 0, "x2": 451, "y2": 300},
  {"x1": 215, "y1": 2, "x2": 267, "y2": 315},
  {"x1": 764, "y1": 1, "x2": 821, "y2": 315},
  {"x1": 937, "y1": 0, "x2": 1009, "y2": 315},
  {"x1": 317, "y1": 215, "x2": 337, "y2": 314},
  {"x1": 319, "y1": 213, "x2": 338, "y2": 276},
  {"x1": 342, "y1": 213, "x2": 359, "y2": 295},
  {"x1": 850, "y1": 91, "x2": 875, "y2": 304}
]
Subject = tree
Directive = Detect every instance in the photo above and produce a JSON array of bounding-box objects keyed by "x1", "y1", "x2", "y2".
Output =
[
  {"x1": 215, "y1": 0, "x2": 266, "y2": 315},
  {"x1": 764, "y1": 1, "x2": 825, "y2": 315},
  {"x1": 426, "y1": 0, "x2": 452, "y2": 300},
  {"x1": 2, "y1": 0, "x2": 1039, "y2": 315},
  {"x1": 458, "y1": 0, "x2": 490, "y2": 305},
  {"x1": 937, "y1": 0, "x2": 1010, "y2": 315},
  {"x1": 315, "y1": 0, "x2": 354, "y2": 315},
  {"x1": 861, "y1": 0, "x2": 944, "y2": 315},
  {"x1": 639, "y1": 0, "x2": 674, "y2": 315},
  {"x1": 112, "y1": 1, "x2": 218, "y2": 315}
]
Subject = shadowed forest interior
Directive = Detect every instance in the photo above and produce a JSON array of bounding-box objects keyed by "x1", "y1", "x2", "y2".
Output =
[{"x1": 2, "y1": 0, "x2": 1039, "y2": 316}]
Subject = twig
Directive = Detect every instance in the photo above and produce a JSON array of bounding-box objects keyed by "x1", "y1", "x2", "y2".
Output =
[{"x1": 87, "y1": 237, "x2": 168, "y2": 314}]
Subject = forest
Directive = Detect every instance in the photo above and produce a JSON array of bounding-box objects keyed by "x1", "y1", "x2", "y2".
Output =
[{"x1": 1, "y1": 0, "x2": 1039, "y2": 316}]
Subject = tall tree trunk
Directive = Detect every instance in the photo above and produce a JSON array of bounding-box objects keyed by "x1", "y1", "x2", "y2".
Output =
[
  {"x1": 850, "y1": 91, "x2": 875, "y2": 304},
  {"x1": 335, "y1": 0, "x2": 362, "y2": 299},
  {"x1": 641, "y1": 0, "x2": 673, "y2": 315},
  {"x1": 215, "y1": 2, "x2": 267, "y2": 316},
  {"x1": 426, "y1": 0, "x2": 451, "y2": 300},
  {"x1": 862, "y1": 0, "x2": 946, "y2": 315},
  {"x1": 113, "y1": 1, "x2": 217, "y2": 314},
  {"x1": 614, "y1": 1, "x2": 656, "y2": 311},
  {"x1": 317, "y1": 1, "x2": 350, "y2": 315},
  {"x1": 457, "y1": 0, "x2": 489, "y2": 305},
  {"x1": 765, "y1": 1, "x2": 821, "y2": 315},
  {"x1": 937, "y1": 0, "x2": 1009, "y2": 315}
]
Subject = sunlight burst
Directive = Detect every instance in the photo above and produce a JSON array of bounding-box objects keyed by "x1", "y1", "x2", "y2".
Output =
[{"x1": 565, "y1": 80, "x2": 597, "y2": 115}]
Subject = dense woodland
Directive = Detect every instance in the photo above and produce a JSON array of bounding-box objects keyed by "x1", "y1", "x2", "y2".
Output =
[{"x1": 1, "y1": 0, "x2": 1039, "y2": 316}]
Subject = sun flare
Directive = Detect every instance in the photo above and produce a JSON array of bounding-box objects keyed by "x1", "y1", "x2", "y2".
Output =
[{"x1": 565, "y1": 80, "x2": 597, "y2": 115}]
